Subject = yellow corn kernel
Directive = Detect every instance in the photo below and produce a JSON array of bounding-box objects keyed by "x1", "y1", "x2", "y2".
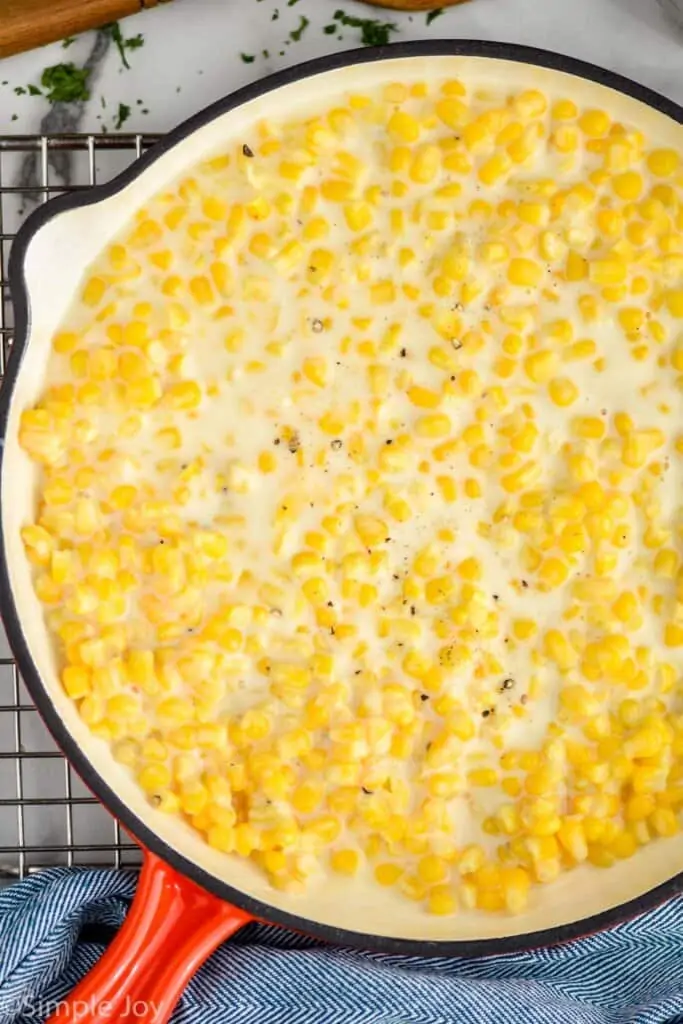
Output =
[
  {"x1": 508, "y1": 257, "x2": 541, "y2": 287},
  {"x1": 342, "y1": 202, "x2": 372, "y2": 232},
  {"x1": 387, "y1": 111, "x2": 420, "y2": 143},
  {"x1": 552, "y1": 99, "x2": 578, "y2": 120},
  {"x1": 590, "y1": 258, "x2": 626, "y2": 285},
  {"x1": 375, "y1": 862, "x2": 403, "y2": 887},
  {"x1": 407, "y1": 385, "x2": 441, "y2": 409},
  {"x1": 613, "y1": 171, "x2": 643, "y2": 200},
  {"x1": 579, "y1": 109, "x2": 610, "y2": 137},
  {"x1": 524, "y1": 350, "x2": 557, "y2": 383},
  {"x1": 62, "y1": 665, "x2": 91, "y2": 699},
  {"x1": 165, "y1": 381, "x2": 202, "y2": 410},
  {"x1": 138, "y1": 762, "x2": 172, "y2": 794},
  {"x1": 664, "y1": 623, "x2": 683, "y2": 648},
  {"x1": 435, "y1": 97, "x2": 468, "y2": 129},
  {"x1": 82, "y1": 277, "x2": 106, "y2": 307},
  {"x1": 410, "y1": 145, "x2": 441, "y2": 184},
  {"x1": 415, "y1": 414, "x2": 451, "y2": 439},
  {"x1": 572, "y1": 416, "x2": 605, "y2": 440},
  {"x1": 330, "y1": 849, "x2": 360, "y2": 876},
  {"x1": 478, "y1": 152, "x2": 512, "y2": 185},
  {"x1": 548, "y1": 377, "x2": 579, "y2": 407},
  {"x1": 428, "y1": 886, "x2": 457, "y2": 916}
]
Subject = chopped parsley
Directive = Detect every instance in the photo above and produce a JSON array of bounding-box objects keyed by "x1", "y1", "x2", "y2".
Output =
[
  {"x1": 323, "y1": 23, "x2": 337, "y2": 34},
  {"x1": 62, "y1": 35, "x2": 76, "y2": 48},
  {"x1": 426, "y1": 7, "x2": 444, "y2": 24},
  {"x1": 332, "y1": 9, "x2": 397, "y2": 46},
  {"x1": 40, "y1": 63, "x2": 90, "y2": 104},
  {"x1": 290, "y1": 15, "x2": 309, "y2": 41},
  {"x1": 287, "y1": 0, "x2": 300, "y2": 5},
  {"x1": 114, "y1": 103, "x2": 131, "y2": 130},
  {"x1": 27, "y1": 84, "x2": 42, "y2": 96},
  {"x1": 14, "y1": 86, "x2": 26, "y2": 95},
  {"x1": 241, "y1": 52, "x2": 256, "y2": 63},
  {"x1": 271, "y1": 8, "x2": 280, "y2": 19},
  {"x1": 103, "y1": 22, "x2": 145, "y2": 70}
]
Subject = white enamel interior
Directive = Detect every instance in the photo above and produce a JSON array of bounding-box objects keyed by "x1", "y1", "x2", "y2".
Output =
[{"x1": 4, "y1": 54, "x2": 683, "y2": 943}]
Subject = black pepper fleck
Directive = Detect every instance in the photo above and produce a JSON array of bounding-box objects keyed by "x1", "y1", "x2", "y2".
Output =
[
  {"x1": 331, "y1": 439, "x2": 343, "y2": 451},
  {"x1": 242, "y1": 144, "x2": 254, "y2": 158}
]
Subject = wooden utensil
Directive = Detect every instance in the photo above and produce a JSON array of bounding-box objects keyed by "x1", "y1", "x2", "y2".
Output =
[{"x1": 0, "y1": 0, "x2": 173, "y2": 59}]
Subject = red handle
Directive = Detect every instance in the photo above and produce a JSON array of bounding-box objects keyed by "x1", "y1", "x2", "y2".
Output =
[{"x1": 47, "y1": 850, "x2": 253, "y2": 1024}]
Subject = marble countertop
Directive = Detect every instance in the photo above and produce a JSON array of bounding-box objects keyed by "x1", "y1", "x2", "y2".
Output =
[{"x1": 0, "y1": 0, "x2": 683, "y2": 141}]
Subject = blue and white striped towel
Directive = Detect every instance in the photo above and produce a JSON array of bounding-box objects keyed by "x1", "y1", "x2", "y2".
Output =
[{"x1": 0, "y1": 868, "x2": 682, "y2": 1024}]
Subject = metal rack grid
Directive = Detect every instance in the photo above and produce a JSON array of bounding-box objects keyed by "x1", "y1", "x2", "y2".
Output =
[{"x1": 0, "y1": 134, "x2": 162, "y2": 882}]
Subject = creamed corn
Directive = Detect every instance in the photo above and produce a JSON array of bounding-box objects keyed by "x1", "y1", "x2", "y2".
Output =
[{"x1": 18, "y1": 72, "x2": 683, "y2": 917}]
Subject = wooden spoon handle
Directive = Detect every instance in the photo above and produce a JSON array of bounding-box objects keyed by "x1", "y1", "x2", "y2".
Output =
[{"x1": 0, "y1": 0, "x2": 173, "y2": 58}]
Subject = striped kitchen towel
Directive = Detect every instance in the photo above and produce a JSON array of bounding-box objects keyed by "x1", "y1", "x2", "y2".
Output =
[{"x1": 0, "y1": 868, "x2": 682, "y2": 1024}]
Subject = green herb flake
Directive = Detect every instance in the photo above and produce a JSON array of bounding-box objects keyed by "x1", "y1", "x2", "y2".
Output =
[
  {"x1": 332, "y1": 9, "x2": 397, "y2": 47},
  {"x1": 11, "y1": 114, "x2": 17, "y2": 121},
  {"x1": 287, "y1": 0, "x2": 300, "y2": 5},
  {"x1": 271, "y1": 8, "x2": 280, "y2": 20},
  {"x1": 262, "y1": 48, "x2": 270, "y2": 58},
  {"x1": 241, "y1": 53, "x2": 256, "y2": 63},
  {"x1": 114, "y1": 102, "x2": 131, "y2": 130},
  {"x1": 323, "y1": 23, "x2": 336, "y2": 34},
  {"x1": 426, "y1": 8, "x2": 444, "y2": 24},
  {"x1": 27, "y1": 84, "x2": 42, "y2": 96},
  {"x1": 103, "y1": 22, "x2": 145, "y2": 70},
  {"x1": 40, "y1": 63, "x2": 90, "y2": 104},
  {"x1": 14, "y1": 86, "x2": 26, "y2": 95},
  {"x1": 62, "y1": 35, "x2": 76, "y2": 48},
  {"x1": 290, "y1": 15, "x2": 309, "y2": 41}
]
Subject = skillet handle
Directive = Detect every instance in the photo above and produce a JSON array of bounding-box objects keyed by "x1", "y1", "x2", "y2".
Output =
[{"x1": 46, "y1": 848, "x2": 253, "y2": 1024}]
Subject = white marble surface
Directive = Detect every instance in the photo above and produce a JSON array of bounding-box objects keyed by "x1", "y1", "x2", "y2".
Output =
[{"x1": 0, "y1": 0, "x2": 682, "y2": 138}]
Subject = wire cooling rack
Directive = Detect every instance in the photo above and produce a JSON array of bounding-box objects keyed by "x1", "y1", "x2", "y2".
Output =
[{"x1": 0, "y1": 134, "x2": 164, "y2": 882}]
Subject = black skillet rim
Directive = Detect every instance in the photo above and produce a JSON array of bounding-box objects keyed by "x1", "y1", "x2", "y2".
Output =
[{"x1": 2, "y1": 39, "x2": 683, "y2": 956}]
